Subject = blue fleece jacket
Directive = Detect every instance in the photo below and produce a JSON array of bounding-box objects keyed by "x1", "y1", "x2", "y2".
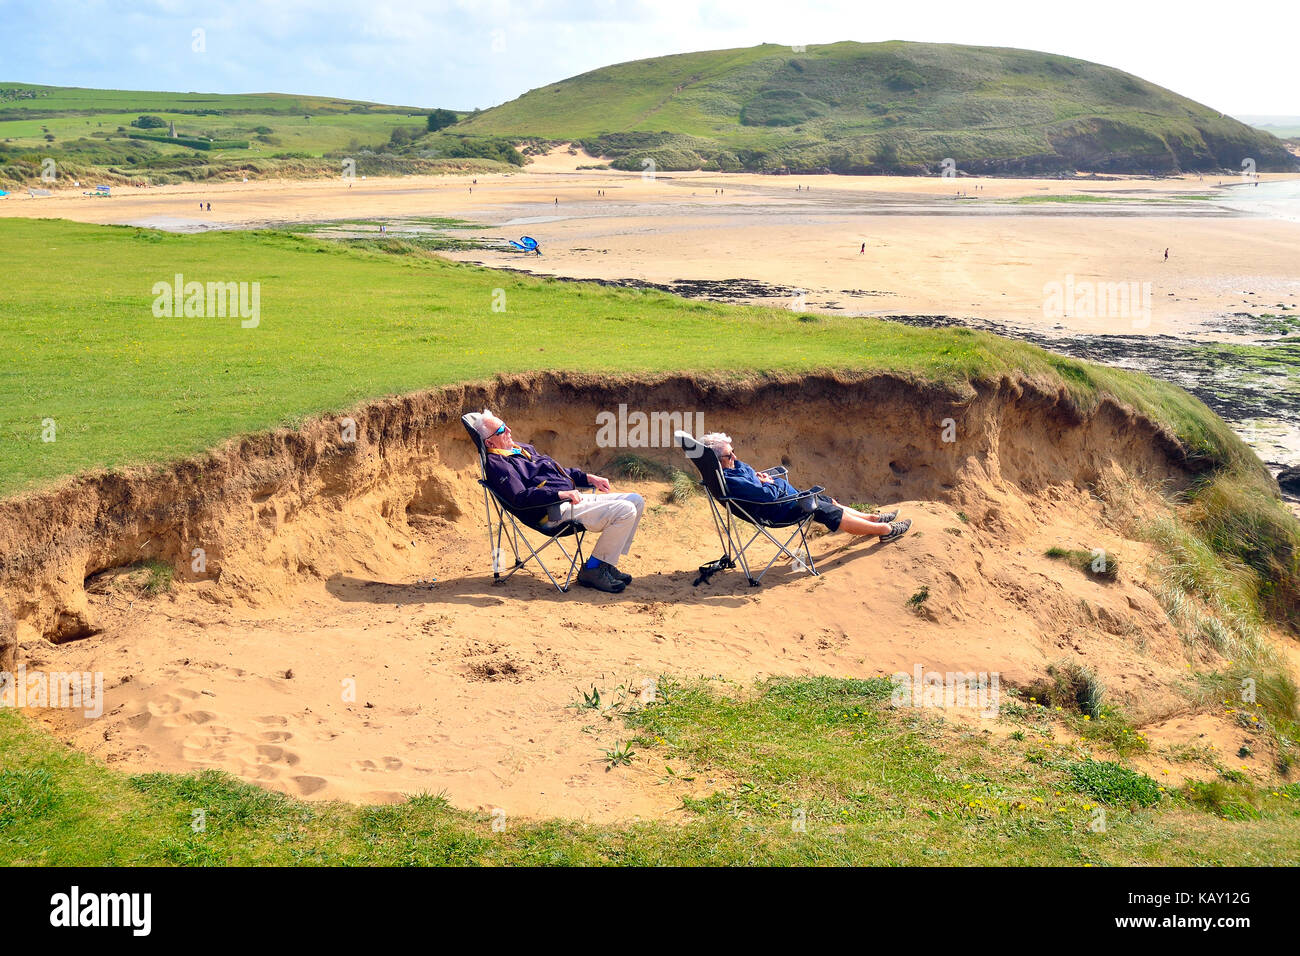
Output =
[
  {"x1": 485, "y1": 443, "x2": 589, "y2": 510},
  {"x1": 722, "y1": 460, "x2": 807, "y2": 523}
]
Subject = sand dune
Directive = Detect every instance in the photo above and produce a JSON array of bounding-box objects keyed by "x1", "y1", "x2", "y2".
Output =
[{"x1": 11, "y1": 373, "x2": 1285, "y2": 821}]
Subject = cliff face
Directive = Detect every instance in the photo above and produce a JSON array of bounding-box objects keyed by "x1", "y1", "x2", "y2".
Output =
[
  {"x1": 0, "y1": 600, "x2": 14, "y2": 674},
  {"x1": 0, "y1": 370, "x2": 1194, "y2": 647}
]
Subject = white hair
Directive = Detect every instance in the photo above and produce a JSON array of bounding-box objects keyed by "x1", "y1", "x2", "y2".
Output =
[
  {"x1": 466, "y1": 408, "x2": 498, "y2": 438},
  {"x1": 699, "y1": 432, "x2": 732, "y2": 456}
]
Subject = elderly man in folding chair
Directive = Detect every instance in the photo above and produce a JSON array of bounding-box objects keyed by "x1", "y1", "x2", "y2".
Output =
[
  {"x1": 700, "y1": 432, "x2": 911, "y2": 542},
  {"x1": 467, "y1": 410, "x2": 644, "y2": 594}
]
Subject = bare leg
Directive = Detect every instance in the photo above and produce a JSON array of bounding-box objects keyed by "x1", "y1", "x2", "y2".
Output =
[
  {"x1": 834, "y1": 510, "x2": 891, "y2": 536},
  {"x1": 830, "y1": 500, "x2": 893, "y2": 535}
]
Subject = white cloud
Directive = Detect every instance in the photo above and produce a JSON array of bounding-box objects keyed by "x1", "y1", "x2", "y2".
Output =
[{"x1": 1, "y1": 0, "x2": 1295, "y2": 114}]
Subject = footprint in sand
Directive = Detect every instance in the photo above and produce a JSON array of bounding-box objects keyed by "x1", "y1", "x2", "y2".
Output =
[
  {"x1": 259, "y1": 730, "x2": 293, "y2": 742},
  {"x1": 162, "y1": 710, "x2": 217, "y2": 727},
  {"x1": 292, "y1": 775, "x2": 328, "y2": 796},
  {"x1": 352, "y1": 756, "x2": 404, "y2": 772},
  {"x1": 252, "y1": 715, "x2": 289, "y2": 726},
  {"x1": 255, "y1": 744, "x2": 301, "y2": 766},
  {"x1": 146, "y1": 695, "x2": 185, "y2": 716}
]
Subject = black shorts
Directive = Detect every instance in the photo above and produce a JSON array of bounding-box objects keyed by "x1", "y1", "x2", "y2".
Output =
[{"x1": 810, "y1": 494, "x2": 843, "y2": 532}]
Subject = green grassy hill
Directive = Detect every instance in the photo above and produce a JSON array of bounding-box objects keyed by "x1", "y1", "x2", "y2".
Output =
[
  {"x1": 0, "y1": 83, "x2": 495, "y2": 185},
  {"x1": 450, "y1": 41, "x2": 1297, "y2": 175}
]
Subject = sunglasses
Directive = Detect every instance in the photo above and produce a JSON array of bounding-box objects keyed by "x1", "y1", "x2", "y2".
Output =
[{"x1": 491, "y1": 424, "x2": 508, "y2": 436}]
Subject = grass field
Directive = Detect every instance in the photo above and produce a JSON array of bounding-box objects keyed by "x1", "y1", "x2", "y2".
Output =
[
  {"x1": 0, "y1": 218, "x2": 1254, "y2": 497},
  {"x1": 0, "y1": 83, "x2": 427, "y2": 153},
  {"x1": 0, "y1": 83, "x2": 456, "y2": 186},
  {"x1": 4, "y1": 677, "x2": 1297, "y2": 865},
  {"x1": 2, "y1": 217, "x2": 1298, "y2": 865}
]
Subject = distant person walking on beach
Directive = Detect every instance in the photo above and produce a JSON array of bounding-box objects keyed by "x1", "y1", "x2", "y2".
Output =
[
  {"x1": 1164, "y1": 247, "x2": 1169, "y2": 261},
  {"x1": 860, "y1": 242, "x2": 865, "y2": 255}
]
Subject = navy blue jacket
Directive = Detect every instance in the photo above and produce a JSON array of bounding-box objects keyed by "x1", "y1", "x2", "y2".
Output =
[
  {"x1": 485, "y1": 443, "x2": 589, "y2": 509},
  {"x1": 723, "y1": 460, "x2": 807, "y2": 523}
]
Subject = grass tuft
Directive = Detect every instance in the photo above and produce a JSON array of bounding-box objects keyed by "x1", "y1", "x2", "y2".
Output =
[{"x1": 669, "y1": 469, "x2": 701, "y2": 505}]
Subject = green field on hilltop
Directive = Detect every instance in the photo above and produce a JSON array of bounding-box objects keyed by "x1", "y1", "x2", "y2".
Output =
[
  {"x1": 0, "y1": 217, "x2": 1251, "y2": 498},
  {"x1": 0, "y1": 83, "x2": 479, "y2": 185},
  {"x1": 4, "y1": 678, "x2": 1298, "y2": 866},
  {"x1": 450, "y1": 40, "x2": 1296, "y2": 175}
]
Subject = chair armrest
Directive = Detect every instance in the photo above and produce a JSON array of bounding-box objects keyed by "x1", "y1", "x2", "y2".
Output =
[
  {"x1": 717, "y1": 486, "x2": 824, "y2": 508},
  {"x1": 479, "y1": 481, "x2": 589, "y2": 522}
]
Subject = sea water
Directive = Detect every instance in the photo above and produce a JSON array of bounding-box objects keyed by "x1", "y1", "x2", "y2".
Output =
[{"x1": 1215, "y1": 177, "x2": 1300, "y2": 223}]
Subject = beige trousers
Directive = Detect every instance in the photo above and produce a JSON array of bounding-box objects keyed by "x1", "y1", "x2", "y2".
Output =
[{"x1": 558, "y1": 492, "x2": 645, "y2": 565}]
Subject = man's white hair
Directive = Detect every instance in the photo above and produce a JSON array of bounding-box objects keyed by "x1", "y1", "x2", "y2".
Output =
[
  {"x1": 699, "y1": 432, "x2": 732, "y2": 456},
  {"x1": 465, "y1": 408, "x2": 498, "y2": 438}
]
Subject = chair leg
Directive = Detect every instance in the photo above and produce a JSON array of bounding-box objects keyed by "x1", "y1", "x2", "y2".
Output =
[
  {"x1": 728, "y1": 508, "x2": 819, "y2": 586},
  {"x1": 497, "y1": 515, "x2": 582, "y2": 594}
]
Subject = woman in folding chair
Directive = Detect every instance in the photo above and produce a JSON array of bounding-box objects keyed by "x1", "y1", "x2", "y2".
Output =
[
  {"x1": 699, "y1": 433, "x2": 912, "y2": 542},
  {"x1": 470, "y1": 411, "x2": 644, "y2": 594}
]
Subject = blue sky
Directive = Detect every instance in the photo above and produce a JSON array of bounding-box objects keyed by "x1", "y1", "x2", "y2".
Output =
[{"x1": 2, "y1": 0, "x2": 1295, "y2": 116}]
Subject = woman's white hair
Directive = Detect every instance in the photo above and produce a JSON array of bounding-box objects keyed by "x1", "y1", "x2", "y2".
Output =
[{"x1": 699, "y1": 432, "x2": 733, "y2": 456}]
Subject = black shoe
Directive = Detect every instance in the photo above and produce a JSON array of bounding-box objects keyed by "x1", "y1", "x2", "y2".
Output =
[
  {"x1": 879, "y1": 517, "x2": 912, "y2": 543},
  {"x1": 602, "y1": 561, "x2": 632, "y2": 585},
  {"x1": 577, "y1": 563, "x2": 625, "y2": 593}
]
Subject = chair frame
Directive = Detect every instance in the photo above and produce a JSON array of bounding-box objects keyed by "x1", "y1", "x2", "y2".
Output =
[
  {"x1": 463, "y1": 416, "x2": 589, "y2": 593},
  {"x1": 676, "y1": 431, "x2": 824, "y2": 586}
]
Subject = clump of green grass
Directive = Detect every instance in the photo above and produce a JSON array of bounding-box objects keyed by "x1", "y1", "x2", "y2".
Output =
[
  {"x1": 607, "y1": 454, "x2": 671, "y2": 481},
  {"x1": 1075, "y1": 705, "x2": 1150, "y2": 758},
  {"x1": 1064, "y1": 759, "x2": 1163, "y2": 807},
  {"x1": 668, "y1": 469, "x2": 701, "y2": 505},
  {"x1": 0, "y1": 768, "x2": 61, "y2": 829},
  {"x1": 906, "y1": 586, "x2": 930, "y2": 612},
  {"x1": 1182, "y1": 779, "x2": 1263, "y2": 820},
  {"x1": 601, "y1": 741, "x2": 635, "y2": 770},
  {"x1": 574, "y1": 686, "x2": 601, "y2": 711},
  {"x1": 1143, "y1": 514, "x2": 1265, "y2": 662},
  {"x1": 139, "y1": 559, "x2": 174, "y2": 595},
  {"x1": 1045, "y1": 546, "x2": 1119, "y2": 581},
  {"x1": 1183, "y1": 468, "x2": 1300, "y2": 627},
  {"x1": 1022, "y1": 661, "x2": 1104, "y2": 719}
]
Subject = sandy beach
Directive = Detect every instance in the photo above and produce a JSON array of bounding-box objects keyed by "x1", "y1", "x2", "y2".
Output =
[{"x1": 6, "y1": 157, "x2": 1298, "y2": 338}]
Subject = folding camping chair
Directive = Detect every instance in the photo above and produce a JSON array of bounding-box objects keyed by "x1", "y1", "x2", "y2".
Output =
[
  {"x1": 462, "y1": 415, "x2": 589, "y2": 592},
  {"x1": 675, "y1": 431, "x2": 824, "y2": 586}
]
